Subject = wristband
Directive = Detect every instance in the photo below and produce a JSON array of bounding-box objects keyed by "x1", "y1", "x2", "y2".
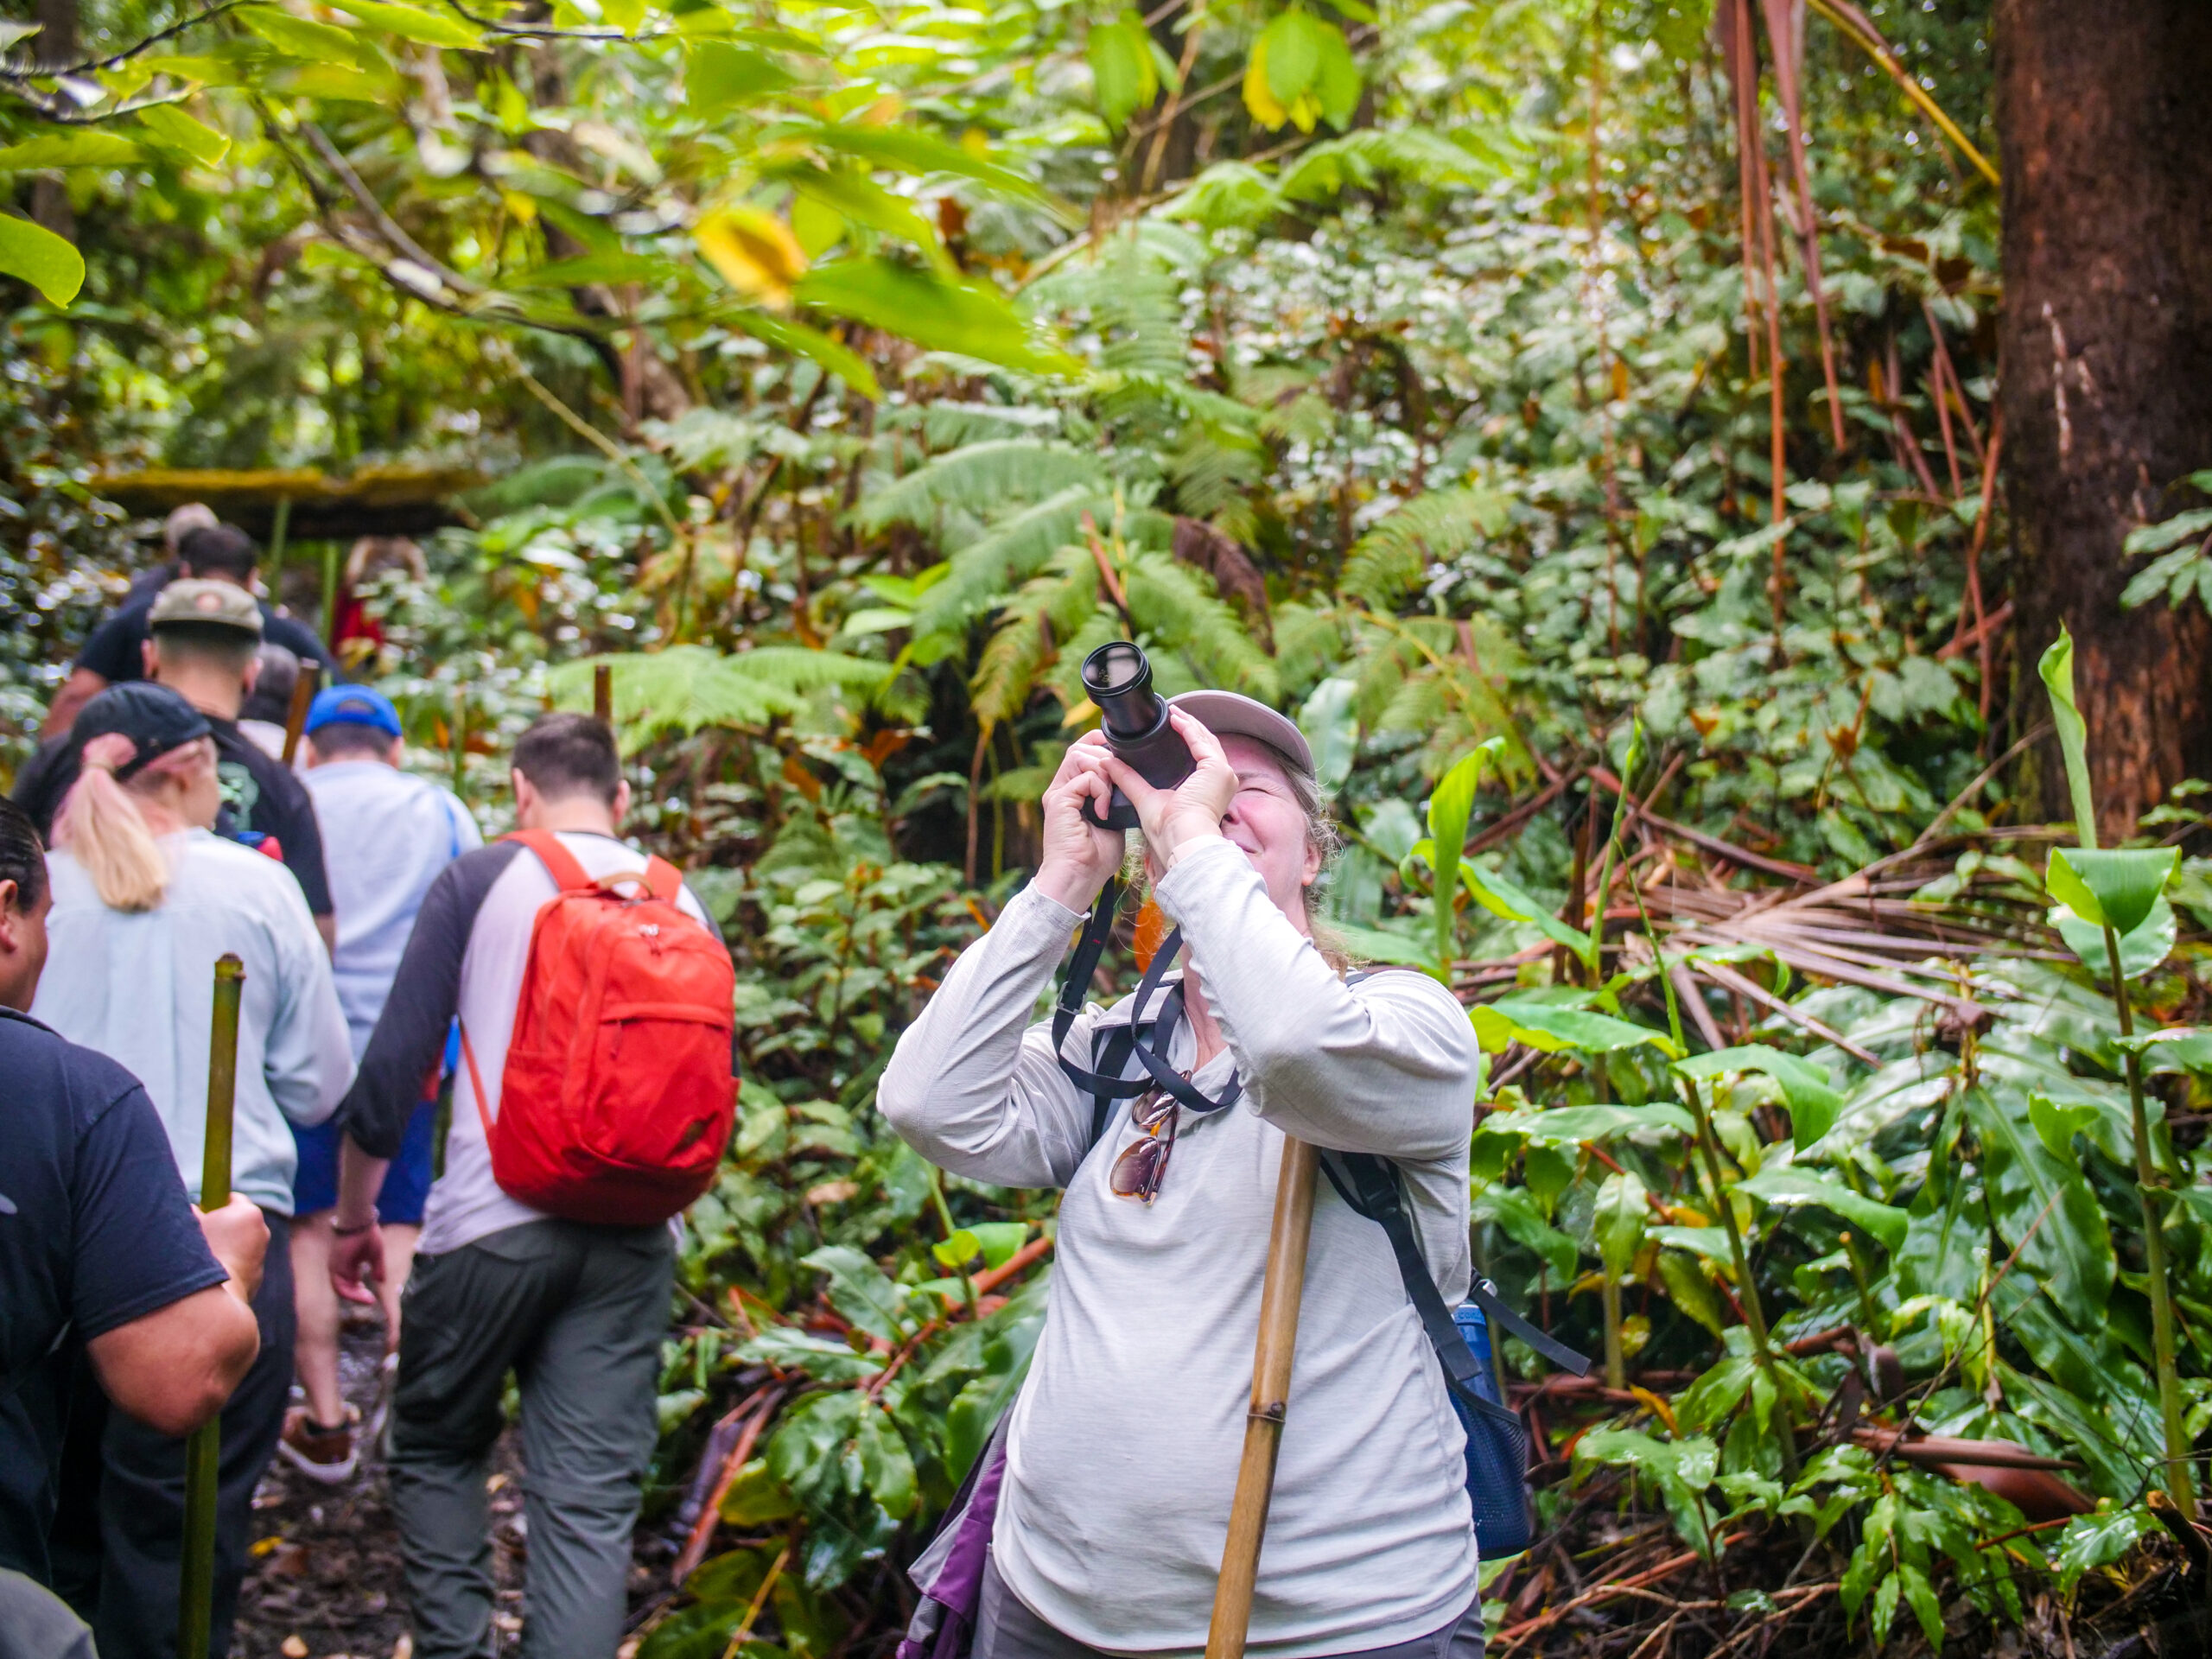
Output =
[{"x1": 331, "y1": 1218, "x2": 377, "y2": 1237}]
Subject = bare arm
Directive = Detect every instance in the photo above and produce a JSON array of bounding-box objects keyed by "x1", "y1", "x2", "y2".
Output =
[
  {"x1": 328, "y1": 1134, "x2": 391, "y2": 1306},
  {"x1": 41, "y1": 668, "x2": 108, "y2": 738},
  {"x1": 85, "y1": 1196, "x2": 265, "y2": 1436}
]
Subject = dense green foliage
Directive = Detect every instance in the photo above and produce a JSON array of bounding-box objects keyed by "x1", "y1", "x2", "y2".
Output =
[{"x1": 8, "y1": 0, "x2": 2210, "y2": 1651}]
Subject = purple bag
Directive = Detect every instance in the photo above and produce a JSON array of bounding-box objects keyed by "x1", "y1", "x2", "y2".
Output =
[{"x1": 895, "y1": 1408, "x2": 1016, "y2": 1659}]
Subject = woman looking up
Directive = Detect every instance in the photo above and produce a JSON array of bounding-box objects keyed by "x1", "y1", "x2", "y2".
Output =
[
  {"x1": 32, "y1": 682, "x2": 353, "y2": 1659},
  {"x1": 878, "y1": 692, "x2": 1484, "y2": 1659}
]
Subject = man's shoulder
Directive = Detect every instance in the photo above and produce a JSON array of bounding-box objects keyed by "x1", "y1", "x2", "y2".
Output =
[
  {"x1": 259, "y1": 607, "x2": 324, "y2": 659},
  {"x1": 214, "y1": 722, "x2": 309, "y2": 798},
  {"x1": 0, "y1": 1008, "x2": 143, "y2": 1122}
]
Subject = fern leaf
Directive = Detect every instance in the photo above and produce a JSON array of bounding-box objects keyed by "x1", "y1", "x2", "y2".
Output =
[
  {"x1": 970, "y1": 548, "x2": 1099, "y2": 728},
  {"x1": 1124, "y1": 551, "x2": 1281, "y2": 704},
  {"x1": 1340, "y1": 486, "x2": 1512, "y2": 609},
  {"x1": 852, "y1": 440, "x2": 1110, "y2": 537},
  {"x1": 552, "y1": 646, "x2": 893, "y2": 749}
]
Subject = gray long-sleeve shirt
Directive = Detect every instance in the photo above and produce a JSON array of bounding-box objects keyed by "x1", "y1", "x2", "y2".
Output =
[{"x1": 878, "y1": 836, "x2": 1482, "y2": 1658}]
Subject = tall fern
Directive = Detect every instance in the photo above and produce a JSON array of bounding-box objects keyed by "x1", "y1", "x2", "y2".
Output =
[
  {"x1": 1339, "y1": 486, "x2": 1512, "y2": 609},
  {"x1": 552, "y1": 646, "x2": 893, "y2": 749},
  {"x1": 852, "y1": 440, "x2": 1111, "y2": 537}
]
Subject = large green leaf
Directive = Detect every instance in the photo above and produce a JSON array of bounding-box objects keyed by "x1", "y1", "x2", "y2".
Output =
[
  {"x1": 1673, "y1": 1046, "x2": 1841, "y2": 1150},
  {"x1": 2045, "y1": 846, "x2": 2176, "y2": 938},
  {"x1": 795, "y1": 257, "x2": 1078, "y2": 376},
  {"x1": 854, "y1": 1402, "x2": 918, "y2": 1518},
  {"x1": 1471, "y1": 998, "x2": 1681, "y2": 1058},
  {"x1": 1471, "y1": 1184, "x2": 1576, "y2": 1281},
  {"x1": 1298, "y1": 677, "x2": 1360, "y2": 796},
  {"x1": 134, "y1": 105, "x2": 232, "y2": 166},
  {"x1": 1596, "y1": 1171, "x2": 1647, "y2": 1279},
  {"x1": 0, "y1": 131, "x2": 143, "y2": 168},
  {"x1": 0, "y1": 213, "x2": 83, "y2": 307},
  {"x1": 2051, "y1": 1508, "x2": 2158, "y2": 1596},
  {"x1": 1457, "y1": 861, "x2": 1593, "y2": 957},
  {"x1": 1087, "y1": 12, "x2": 1156, "y2": 130},
  {"x1": 238, "y1": 4, "x2": 385, "y2": 68},
  {"x1": 2050, "y1": 893, "x2": 2173, "y2": 980},
  {"x1": 2037, "y1": 628, "x2": 2099, "y2": 848},
  {"x1": 1737, "y1": 1168, "x2": 1908, "y2": 1251},
  {"x1": 1962, "y1": 1085, "x2": 2113, "y2": 1330},
  {"x1": 802, "y1": 1243, "x2": 911, "y2": 1344},
  {"x1": 326, "y1": 0, "x2": 482, "y2": 48},
  {"x1": 1493, "y1": 1102, "x2": 1697, "y2": 1145},
  {"x1": 687, "y1": 40, "x2": 798, "y2": 111},
  {"x1": 1422, "y1": 740, "x2": 1496, "y2": 971}
]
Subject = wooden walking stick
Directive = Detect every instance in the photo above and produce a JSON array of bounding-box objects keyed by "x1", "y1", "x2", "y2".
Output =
[
  {"x1": 594, "y1": 661, "x2": 613, "y2": 726},
  {"x1": 1205, "y1": 1135, "x2": 1321, "y2": 1659},
  {"x1": 179, "y1": 954, "x2": 245, "y2": 1659},
  {"x1": 278, "y1": 659, "x2": 320, "y2": 766}
]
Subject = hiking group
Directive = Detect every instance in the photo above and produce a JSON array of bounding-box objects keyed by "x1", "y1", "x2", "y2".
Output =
[{"x1": 3, "y1": 528, "x2": 1521, "y2": 1659}]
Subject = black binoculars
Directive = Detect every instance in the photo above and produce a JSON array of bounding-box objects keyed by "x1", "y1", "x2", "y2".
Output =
[{"x1": 1078, "y1": 641, "x2": 1195, "y2": 831}]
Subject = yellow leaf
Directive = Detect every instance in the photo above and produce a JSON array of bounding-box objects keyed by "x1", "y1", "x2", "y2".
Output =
[
  {"x1": 859, "y1": 92, "x2": 903, "y2": 126},
  {"x1": 1243, "y1": 39, "x2": 1288, "y2": 130},
  {"x1": 694, "y1": 207, "x2": 808, "y2": 307},
  {"x1": 499, "y1": 188, "x2": 538, "y2": 224}
]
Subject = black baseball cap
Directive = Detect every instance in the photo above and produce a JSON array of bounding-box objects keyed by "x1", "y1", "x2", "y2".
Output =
[{"x1": 71, "y1": 683, "x2": 213, "y2": 781}]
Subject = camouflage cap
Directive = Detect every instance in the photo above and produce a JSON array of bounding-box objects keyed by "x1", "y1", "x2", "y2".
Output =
[{"x1": 149, "y1": 577, "x2": 263, "y2": 637}]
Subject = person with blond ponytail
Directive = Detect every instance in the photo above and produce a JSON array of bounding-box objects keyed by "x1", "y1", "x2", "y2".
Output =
[{"x1": 31, "y1": 682, "x2": 354, "y2": 1659}]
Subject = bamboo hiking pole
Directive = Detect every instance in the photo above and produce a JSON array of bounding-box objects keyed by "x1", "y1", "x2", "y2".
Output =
[
  {"x1": 1205, "y1": 1136, "x2": 1321, "y2": 1659},
  {"x1": 278, "y1": 659, "x2": 320, "y2": 765},
  {"x1": 594, "y1": 662, "x2": 613, "y2": 726},
  {"x1": 179, "y1": 954, "x2": 245, "y2": 1659}
]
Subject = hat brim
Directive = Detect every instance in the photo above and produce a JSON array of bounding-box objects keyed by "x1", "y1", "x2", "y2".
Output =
[{"x1": 1166, "y1": 690, "x2": 1315, "y2": 780}]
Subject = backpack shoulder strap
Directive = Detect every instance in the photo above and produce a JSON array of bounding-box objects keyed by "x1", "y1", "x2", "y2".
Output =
[
  {"x1": 505, "y1": 829, "x2": 593, "y2": 893},
  {"x1": 642, "y1": 855, "x2": 683, "y2": 903},
  {"x1": 1320, "y1": 1150, "x2": 1592, "y2": 1400}
]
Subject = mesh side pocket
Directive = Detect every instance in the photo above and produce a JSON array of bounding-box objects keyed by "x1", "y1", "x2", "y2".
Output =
[{"x1": 1454, "y1": 1391, "x2": 1535, "y2": 1559}]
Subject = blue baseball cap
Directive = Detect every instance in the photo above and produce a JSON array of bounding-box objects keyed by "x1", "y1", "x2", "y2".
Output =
[{"x1": 305, "y1": 685, "x2": 403, "y2": 739}]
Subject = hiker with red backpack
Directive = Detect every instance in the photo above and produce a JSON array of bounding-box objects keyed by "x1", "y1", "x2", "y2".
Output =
[
  {"x1": 326, "y1": 712, "x2": 735, "y2": 1659},
  {"x1": 878, "y1": 693, "x2": 1491, "y2": 1659}
]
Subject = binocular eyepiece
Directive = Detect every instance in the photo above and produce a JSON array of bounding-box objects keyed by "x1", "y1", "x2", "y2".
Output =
[{"x1": 1079, "y1": 641, "x2": 1195, "y2": 831}]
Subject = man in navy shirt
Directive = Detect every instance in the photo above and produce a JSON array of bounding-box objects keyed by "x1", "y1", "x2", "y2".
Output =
[
  {"x1": 41, "y1": 522, "x2": 325, "y2": 738},
  {"x1": 0, "y1": 798, "x2": 265, "y2": 1605}
]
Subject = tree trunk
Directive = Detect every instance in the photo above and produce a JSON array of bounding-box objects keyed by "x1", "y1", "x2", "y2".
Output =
[
  {"x1": 1997, "y1": 0, "x2": 2212, "y2": 839},
  {"x1": 31, "y1": 0, "x2": 78, "y2": 241}
]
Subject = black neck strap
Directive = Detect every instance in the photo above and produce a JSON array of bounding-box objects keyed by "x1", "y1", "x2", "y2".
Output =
[{"x1": 1053, "y1": 881, "x2": 1243, "y2": 1122}]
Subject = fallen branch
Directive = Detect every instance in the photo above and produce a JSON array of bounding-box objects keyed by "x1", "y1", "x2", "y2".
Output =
[{"x1": 674, "y1": 1385, "x2": 789, "y2": 1585}]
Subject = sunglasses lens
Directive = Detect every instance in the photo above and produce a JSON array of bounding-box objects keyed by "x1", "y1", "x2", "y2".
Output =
[
  {"x1": 1133, "y1": 1088, "x2": 1175, "y2": 1130},
  {"x1": 1110, "y1": 1137, "x2": 1168, "y2": 1200}
]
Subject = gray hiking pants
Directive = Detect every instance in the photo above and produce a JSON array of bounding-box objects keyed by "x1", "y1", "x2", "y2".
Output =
[{"x1": 390, "y1": 1218, "x2": 673, "y2": 1659}]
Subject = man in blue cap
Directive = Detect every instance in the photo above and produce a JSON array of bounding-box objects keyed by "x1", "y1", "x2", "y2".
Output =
[{"x1": 282, "y1": 686, "x2": 480, "y2": 1483}]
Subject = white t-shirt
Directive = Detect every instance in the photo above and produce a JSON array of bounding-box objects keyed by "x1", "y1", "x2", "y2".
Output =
[{"x1": 34, "y1": 830, "x2": 356, "y2": 1215}]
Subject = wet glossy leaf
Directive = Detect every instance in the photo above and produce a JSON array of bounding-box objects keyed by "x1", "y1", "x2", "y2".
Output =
[
  {"x1": 1674, "y1": 1046, "x2": 1841, "y2": 1149},
  {"x1": 1737, "y1": 1168, "x2": 1907, "y2": 1251},
  {"x1": 1963, "y1": 1085, "x2": 2113, "y2": 1329}
]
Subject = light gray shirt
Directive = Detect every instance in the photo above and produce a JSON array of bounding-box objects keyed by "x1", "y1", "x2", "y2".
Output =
[
  {"x1": 35, "y1": 830, "x2": 355, "y2": 1216},
  {"x1": 878, "y1": 836, "x2": 1482, "y2": 1658},
  {"x1": 300, "y1": 760, "x2": 480, "y2": 1059}
]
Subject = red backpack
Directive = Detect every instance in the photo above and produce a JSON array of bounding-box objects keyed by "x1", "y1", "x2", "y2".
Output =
[{"x1": 460, "y1": 830, "x2": 737, "y2": 1226}]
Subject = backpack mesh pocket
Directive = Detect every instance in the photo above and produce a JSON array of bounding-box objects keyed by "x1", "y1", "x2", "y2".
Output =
[{"x1": 1454, "y1": 1389, "x2": 1535, "y2": 1559}]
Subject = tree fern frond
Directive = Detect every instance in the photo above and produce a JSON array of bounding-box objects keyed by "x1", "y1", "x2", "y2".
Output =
[
  {"x1": 908, "y1": 486, "x2": 1114, "y2": 636},
  {"x1": 1272, "y1": 601, "x2": 1350, "y2": 696},
  {"x1": 1154, "y1": 162, "x2": 1284, "y2": 232},
  {"x1": 882, "y1": 400, "x2": 1065, "y2": 448},
  {"x1": 970, "y1": 548, "x2": 1099, "y2": 728},
  {"x1": 1339, "y1": 486, "x2": 1512, "y2": 608},
  {"x1": 1166, "y1": 423, "x2": 1265, "y2": 521},
  {"x1": 853, "y1": 440, "x2": 1111, "y2": 537},
  {"x1": 1124, "y1": 551, "x2": 1281, "y2": 703},
  {"x1": 553, "y1": 646, "x2": 893, "y2": 749}
]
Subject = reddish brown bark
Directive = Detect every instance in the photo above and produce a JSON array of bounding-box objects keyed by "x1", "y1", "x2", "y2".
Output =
[{"x1": 1997, "y1": 0, "x2": 2212, "y2": 838}]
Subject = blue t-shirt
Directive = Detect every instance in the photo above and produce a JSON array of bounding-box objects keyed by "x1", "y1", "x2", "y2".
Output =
[{"x1": 0, "y1": 1007, "x2": 226, "y2": 1584}]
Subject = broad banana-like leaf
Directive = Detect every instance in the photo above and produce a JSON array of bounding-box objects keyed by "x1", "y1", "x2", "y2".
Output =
[
  {"x1": 1963, "y1": 1085, "x2": 2114, "y2": 1330},
  {"x1": 2046, "y1": 845, "x2": 2177, "y2": 937},
  {"x1": 1737, "y1": 1167, "x2": 1907, "y2": 1251},
  {"x1": 1471, "y1": 999, "x2": 1681, "y2": 1059},
  {"x1": 2050, "y1": 894, "x2": 2174, "y2": 981},
  {"x1": 1421, "y1": 740, "x2": 1497, "y2": 971},
  {"x1": 2037, "y1": 627, "x2": 2099, "y2": 848},
  {"x1": 1457, "y1": 860, "x2": 1592, "y2": 956},
  {"x1": 1673, "y1": 1045, "x2": 1841, "y2": 1150},
  {"x1": 1489, "y1": 1102, "x2": 1697, "y2": 1144},
  {"x1": 1597, "y1": 1171, "x2": 1649, "y2": 1278}
]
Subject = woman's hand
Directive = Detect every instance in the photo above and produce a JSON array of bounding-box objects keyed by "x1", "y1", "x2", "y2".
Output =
[
  {"x1": 1032, "y1": 733, "x2": 1125, "y2": 912},
  {"x1": 1103, "y1": 708, "x2": 1235, "y2": 867}
]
